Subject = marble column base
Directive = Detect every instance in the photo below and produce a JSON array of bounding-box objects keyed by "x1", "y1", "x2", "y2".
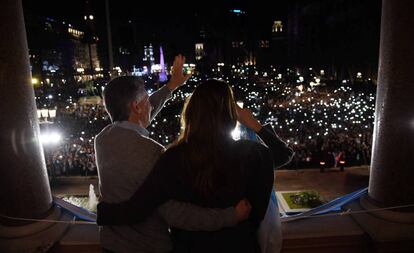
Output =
[
  {"x1": 0, "y1": 206, "x2": 73, "y2": 253},
  {"x1": 346, "y1": 195, "x2": 414, "y2": 252}
]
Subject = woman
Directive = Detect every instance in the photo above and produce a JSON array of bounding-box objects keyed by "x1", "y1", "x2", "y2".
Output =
[{"x1": 97, "y1": 79, "x2": 293, "y2": 253}]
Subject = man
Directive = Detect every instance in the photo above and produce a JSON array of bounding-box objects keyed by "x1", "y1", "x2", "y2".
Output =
[{"x1": 95, "y1": 55, "x2": 250, "y2": 253}]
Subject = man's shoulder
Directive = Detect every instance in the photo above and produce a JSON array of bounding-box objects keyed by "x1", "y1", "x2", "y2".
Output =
[
  {"x1": 95, "y1": 124, "x2": 113, "y2": 141},
  {"x1": 136, "y1": 133, "x2": 165, "y2": 151},
  {"x1": 95, "y1": 124, "x2": 164, "y2": 151}
]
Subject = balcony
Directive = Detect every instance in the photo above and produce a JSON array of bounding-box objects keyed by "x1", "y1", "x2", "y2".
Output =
[{"x1": 48, "y1": 167, "x2": 374, "y2": 252}]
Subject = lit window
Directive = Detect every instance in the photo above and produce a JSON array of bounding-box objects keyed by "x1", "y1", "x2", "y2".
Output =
[
  {"x1": 272, "y1": 21, "x2": 283, "y2": 33},
  {"x1": 195, "y1": 43, "x2": 204, "y2": 50},
  {"x1": 232, "y1": 41, "x2": 244, "y2": 48},
  {"x1": 260, "y1": 40, "x2": 270, "y2": 48},
  {"x1": 195, "y1": 43, "x2": 205, "y2": 60}
]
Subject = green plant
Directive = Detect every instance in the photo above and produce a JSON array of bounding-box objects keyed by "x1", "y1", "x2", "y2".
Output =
[{"x1": 290, "y1": 191, "x2": 323, "y2": 208}]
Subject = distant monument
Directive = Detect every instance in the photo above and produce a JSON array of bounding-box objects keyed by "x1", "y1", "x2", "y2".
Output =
[{"x1": 159, "y1": 46, "x2": 167, "y2": 82}]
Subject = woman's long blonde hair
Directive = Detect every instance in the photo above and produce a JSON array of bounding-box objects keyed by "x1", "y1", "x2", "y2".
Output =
[{"x1": 173, "y1": 79, "x2": 238, "y2": 197}]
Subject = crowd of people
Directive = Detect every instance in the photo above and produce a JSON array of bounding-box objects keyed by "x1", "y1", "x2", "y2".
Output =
[
  {"x1": 42, "y1": 104, "x2": 109, "y2": 177},
  {"x1": 37, "y1": 65, "x2": 376, "y2": 177},
  {"x1": 262, "y1": 84, "x2": 374, "y2": 169},
  {"x1": 148, "y1": 66, "x2": 376, "y2": 170}
]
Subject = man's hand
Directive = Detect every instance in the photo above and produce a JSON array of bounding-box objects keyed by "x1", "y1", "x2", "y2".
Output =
[
  {"x1": 236, "y1": 105, "x2": 262, "y2": 133},
  {"x1": 234, "y1": 198, "x2": 252, "y2": 222},
  {"x1": 166, "y1": 54, "x2": 192, "y2": 91}
]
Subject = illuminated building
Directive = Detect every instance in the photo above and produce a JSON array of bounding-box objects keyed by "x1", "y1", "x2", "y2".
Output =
[
  {"x1": 195, "y1": 43, "x2": 205, "y2": 61},
  {"x1": 230, "y1": 9, "x2": 246, "y2": 15},
  {"x1": 78, "y1": 0, "x2": 101, "y2": 78},
  {"x1": 69, "y1": 26, "x2": 101, "y2": 78},
  {"x1": 270, "y1": 19, "x2": 287, "y2": 66},
  {"x1": 259, "y1": 40, "x2": 270, "y2": 48},
  {"x1": 143, "y1": 44, "x2": 155, "y2": 68},
  {"x1": 24, "y1": 8, "x2": 101, "y2": 81},
  {"x1": 286, "y1": 0, "x2": 380, "y2": 79},
  {"x1": 226, "y1": 8, "x2": 250, "y2": 65}
]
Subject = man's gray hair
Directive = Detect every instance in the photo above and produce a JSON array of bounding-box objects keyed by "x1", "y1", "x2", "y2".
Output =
[{"x1": 103, "y1": 76, "x2": 147, "y2": 122}]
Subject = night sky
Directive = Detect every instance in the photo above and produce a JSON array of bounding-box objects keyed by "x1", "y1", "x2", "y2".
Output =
[
  {"x1": 22, "y1": 0, "x2": 288, "y2": 41},
  {"x1": 22, "y1": 0, "x2": 287, "y2": 21},
  {"x1": 22, "y1": 0, "x2": 382, "y2": 71}
]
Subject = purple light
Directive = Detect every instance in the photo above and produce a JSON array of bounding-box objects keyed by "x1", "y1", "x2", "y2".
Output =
[{"x1": 159, "y1": 46, "x2": 167, "y2": 82}]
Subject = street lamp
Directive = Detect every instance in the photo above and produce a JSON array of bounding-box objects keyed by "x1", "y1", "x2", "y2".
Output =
[{"x1": 39, "y1": 131, "x2": 62, "y2": 145}]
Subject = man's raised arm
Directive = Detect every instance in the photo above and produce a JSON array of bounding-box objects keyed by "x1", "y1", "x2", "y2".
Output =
[{"x1": 149, "y1": 54, "x2": 191, "y2": 121}]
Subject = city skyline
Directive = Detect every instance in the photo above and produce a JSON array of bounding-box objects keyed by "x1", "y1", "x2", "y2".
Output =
[{"x1": 23, "y1": 0, "x2": 382, "y2": 79}]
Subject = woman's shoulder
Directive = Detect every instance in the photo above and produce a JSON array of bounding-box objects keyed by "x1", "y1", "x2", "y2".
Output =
[
  {"x1": 233, "y1": 139, "x2": 267, "y2": 152},
  {"x1": 164, "y1": 142, "x2": 186, "y2": 154},
  {"x1": 230, "y1": 140, "x2": 273, "y2": 177},
  {"x1": 232, "y1": 139, "x2": 270, "y2": 160},
  {"x1": 159, "y1": 143, "x2": 187, "y2": 163}
]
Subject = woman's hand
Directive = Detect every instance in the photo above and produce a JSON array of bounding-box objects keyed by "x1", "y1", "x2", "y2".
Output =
[
  {"x1": 236, "y1": 105, "x2": 262, "y2": 133},
  {"x1": 166, "y1": 54, "x2": 192, "y2": 91},
  {"x1": 234, "y1": 198, "x2": 252, "y2": 222}
]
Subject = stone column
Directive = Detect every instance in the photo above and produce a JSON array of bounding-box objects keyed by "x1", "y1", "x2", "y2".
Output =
[
  {"x1": 0, "y1": 1, "x2": 74, "y2": 251},
  {"x1": 368, "y1": 0, "x2": 414, "y2": 208},
  {"x1": 0, "y1": 0, "x2": 52, "y2": 221},
  {"x1": 347, "y1": 0, "x2": 414, "y2": 250}
]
